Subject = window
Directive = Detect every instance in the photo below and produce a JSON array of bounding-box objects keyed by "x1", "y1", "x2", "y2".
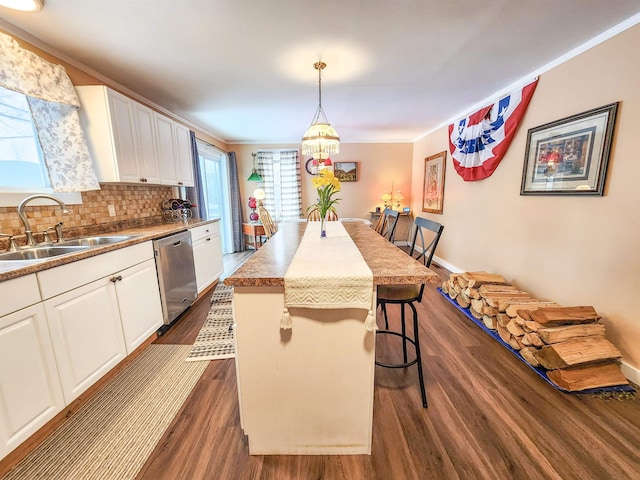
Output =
[
  {"x1": 256, "y1": 150, "x2": 302, "y2": 221},
  {"x1": 0, "y1": 86, "x2": 50, "y2": 189},
  {"x1": 197, "y1": 140, "x2": 233, "y2": 254}
]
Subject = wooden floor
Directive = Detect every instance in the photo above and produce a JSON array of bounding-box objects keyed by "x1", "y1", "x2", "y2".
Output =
[{"x1": 138, "y1": 256, "x2": 640, "y2": 480}]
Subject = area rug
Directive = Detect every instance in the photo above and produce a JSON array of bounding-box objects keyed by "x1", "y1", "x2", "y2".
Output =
[
  {"x1": 185, "y1": 284, "x2": 235, "y2": 362},
  {"x1": 2, "y1": 344, "x2": 208, "y2": 480}
]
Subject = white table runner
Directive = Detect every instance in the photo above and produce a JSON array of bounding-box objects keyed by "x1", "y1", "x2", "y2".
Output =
[{"x1": 281, "y1": 221, "x2": 377, "y2": 331}]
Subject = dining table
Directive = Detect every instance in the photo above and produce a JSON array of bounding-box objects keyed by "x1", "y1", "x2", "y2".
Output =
[{"x1": 224, "y1": 220, "x2": 441, "y2": 455}]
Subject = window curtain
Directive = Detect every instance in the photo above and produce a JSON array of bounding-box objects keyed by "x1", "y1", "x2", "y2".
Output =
[
  {"x1": 256, "y1": 149, "x2": 302, "y2": 221},
  {"x1": 0, "y1": 32, "x2": 99, "y2": 191},
  {"x1": 186, "y1": 130, "x2": 206, "y2": 219},
  {"x1": 228, "y1": 152, "x2": 245, "y2": 252}
]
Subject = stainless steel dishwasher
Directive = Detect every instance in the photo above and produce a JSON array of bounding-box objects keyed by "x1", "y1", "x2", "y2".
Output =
[{"x1": 153, "y1": 230, "x2": 198, "y2": 327}]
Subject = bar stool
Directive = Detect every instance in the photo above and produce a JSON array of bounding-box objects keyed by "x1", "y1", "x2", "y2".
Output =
[
  {"x1": 376, "y1": 217, "x2": 444, "y2": 408},
  {"x1": 376, "y1": 208, "x2": 399, "y2": 242}
]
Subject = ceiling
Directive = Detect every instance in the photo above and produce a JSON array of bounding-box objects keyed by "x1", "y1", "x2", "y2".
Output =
[{"x1": 2, "y1": 0, "x2": 640, "y2": 145}]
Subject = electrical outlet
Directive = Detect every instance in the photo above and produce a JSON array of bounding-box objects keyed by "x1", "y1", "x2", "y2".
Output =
[{"x1": 108, "y1": 205, "x2": 116, "y2": 217}]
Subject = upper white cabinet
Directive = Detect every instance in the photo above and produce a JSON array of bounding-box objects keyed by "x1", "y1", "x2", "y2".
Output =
[
  {"x1": 76, "y1": 85, "x2": 193, "y2": 187},
  {"x1": 174, "y1": 122, "x2": 195, "y2": 187}
]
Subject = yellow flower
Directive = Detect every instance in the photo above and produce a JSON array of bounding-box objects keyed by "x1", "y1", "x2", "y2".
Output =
[{"x1": 308, "y1": 168, "x2": 342, "y2": 219}]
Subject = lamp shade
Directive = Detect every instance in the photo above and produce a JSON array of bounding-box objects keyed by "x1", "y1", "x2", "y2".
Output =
[
  {"x1": 253, "y1": 188, "x2": 266, "y2": 201},
  {"x1": 247, "y1": 170, "x2": 262, "y2": 181},
  {"x1": 0, "y1": 0, "x2": 43, "y2": 11},
  {"x1": 302, "y1": 122, "x2": 340, "y2": 159}
]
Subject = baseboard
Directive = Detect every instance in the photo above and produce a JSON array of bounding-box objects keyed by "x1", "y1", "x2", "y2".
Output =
[
  {"x1": 621, "y1": 362, "x2": 640, "y2": 387},
  {"x1": 431, "y1": 255, "x2": 463, "y2": 273}
]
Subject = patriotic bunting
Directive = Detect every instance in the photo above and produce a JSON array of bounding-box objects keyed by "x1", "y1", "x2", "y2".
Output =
[{"x1": 449, "y1": 79, "x2": 538, "y2": 181}]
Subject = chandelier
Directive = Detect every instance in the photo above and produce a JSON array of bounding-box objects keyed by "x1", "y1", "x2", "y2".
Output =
[{"x1": 301, "y1": 61, "x2": 340, "y2": 160}]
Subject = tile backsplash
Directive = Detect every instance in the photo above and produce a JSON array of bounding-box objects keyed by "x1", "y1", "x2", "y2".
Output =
[{"x1": 0, "y1": 184, "x2": 174, "y2": 247}]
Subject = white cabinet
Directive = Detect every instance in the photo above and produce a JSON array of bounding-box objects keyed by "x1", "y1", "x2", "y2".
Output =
[
  {"x1": 76, "y1": 85, "x2": 192, "y2": 187},
  {"x1": 191, "y1": 222, "x2": 223, "y2": 293},
  {"x1": 155, "y1": 114, "x2": 194, "y2": 187},
  {"x1": 174, "y1": 122, "x2": 195, "y2": 187},
  {"x1": 39, "y1": 242, "x2": 162, "y2": 404},
  {"x1": 44, "y1": 276, "x2": 127, "y2": 404},
  {"x1": 114, "y1": 259, "x2": 163, "y2": 353},
  {"x1": 0, "y1": 282, "x2": 64, "y2": 458}
]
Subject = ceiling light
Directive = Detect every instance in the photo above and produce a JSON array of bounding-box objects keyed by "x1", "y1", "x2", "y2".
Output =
[
  {"x1": 302, "y1": 61, "x2": 339, "y2": 160},
  {"x1": 247, "y1": 153, "x2": 262, "y2": 182},
  {"x1": 0, "y1": 0, "x2": 44, "y2": 12}
]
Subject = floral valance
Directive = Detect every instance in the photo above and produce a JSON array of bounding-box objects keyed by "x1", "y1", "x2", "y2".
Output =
[
  {"x1": 0, "y1": 32, "x2": 80, "y2": 107},
  {"x1": 0, "y1": 31, "x2": 99, "y2": 191}
]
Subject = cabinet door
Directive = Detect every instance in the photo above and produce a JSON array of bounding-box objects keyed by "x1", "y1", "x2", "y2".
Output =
[
  {"x1": 192, "y1": 233, "x2": 224, "y2": 293},
  {"x1": 155, "y1": 113, "x2": 179, "y2": 185},
  {"x1": 44, "y1": 279, "x2": 127, "y2": 404},
  {"x1": 132, "y1": 103, "x2": 161, "y2": 184},
  {"x1": 107, "y1": 90, "x2": 140, "y2": 183},
  {"x1": 115, "y1": 259, "x2": 163, "y2": 354},
  {"x1": 174, "y1": 122, "x2": 194, "y2": 187},
  {"x1": 0, "y1": 304, "x2": 64, "y2": 458}
]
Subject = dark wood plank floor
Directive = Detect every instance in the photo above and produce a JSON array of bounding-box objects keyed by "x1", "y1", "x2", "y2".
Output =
[{"x1": 137, "y1": 259, "x2": 640, "y2": 480}]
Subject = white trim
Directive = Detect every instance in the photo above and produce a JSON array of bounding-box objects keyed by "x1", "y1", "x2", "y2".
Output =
[
  {"x1": 431, "y1": 255, "x2": 463, "y2": 274},
  {"x1": 414, "y1": 12, "x2": 640, "y2": 142},
  {"x1": 621, "y1": 362, "x2": 640, "y2": 387},
  {"x1": 0, "y1": 191, "x2": 82, "y2": 207}
]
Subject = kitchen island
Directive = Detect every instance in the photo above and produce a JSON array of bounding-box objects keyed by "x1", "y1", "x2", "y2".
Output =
[{"x1": 224, "y1": 220, "x2": 441, "y2": 455}]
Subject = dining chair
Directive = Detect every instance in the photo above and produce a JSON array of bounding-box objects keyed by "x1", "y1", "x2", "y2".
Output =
[
  {"x1": 257, "y1": 206, "x2": 277, "y2": 239},
  {"x1": 379, "y1": 209, "x2": 400, "y2": 242},
  {"x1": 375, "y1": 216, "x2": 444, "y2": 408},
  {"x1": 307, "y1": 207, "x2": 339, "y2": 221}
]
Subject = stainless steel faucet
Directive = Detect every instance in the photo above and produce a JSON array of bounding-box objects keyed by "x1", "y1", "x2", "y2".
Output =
[{"x1": 17, "y1": 195, "x2": 70, "y2": 246}]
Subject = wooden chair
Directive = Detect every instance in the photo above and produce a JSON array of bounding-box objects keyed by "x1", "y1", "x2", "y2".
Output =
[
  {"x1": 257, "y1": 206, "x2": 276, "y2": 239},
  {"x1": 375, "y1": 217, "x2": 444, "y2": 408},
  {"x1": 307, "y1": 207, "x2": 339, "y2": 221}
]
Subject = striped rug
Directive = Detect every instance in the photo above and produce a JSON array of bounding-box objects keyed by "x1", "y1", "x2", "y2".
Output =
[
  {"x1": 186, "y1": 284, "x2": 235, "y2": 362},
  {"x1": 2, "y1": 344, "x2": 208, "y2": 480}
]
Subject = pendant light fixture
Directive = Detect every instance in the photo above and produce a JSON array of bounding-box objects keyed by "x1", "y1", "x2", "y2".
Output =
[
  {"x1": 301, "y1": 61, "x2": 340, "y2": 161},
  {"x1": 0, "y1": 0, "x2": 43, "y2": 11},
  {"x1": 247, "y1": 152, "x2": 262, "y2": 182}
]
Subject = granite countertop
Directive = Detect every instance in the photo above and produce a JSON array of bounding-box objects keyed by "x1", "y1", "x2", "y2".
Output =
[
  {"x1": 225, "y1": 221, "x2": 441, "y2": 288},
  {"x1": 0, "y1": 218, "x2": 219, "y2": 283}
]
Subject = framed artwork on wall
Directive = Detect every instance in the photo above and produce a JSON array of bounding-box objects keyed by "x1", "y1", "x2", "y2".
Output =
[
  {"x1": 422, "y1": 151, "x2": 446, "y2": 214},
  {"x1": 520, "y1": 102, "x2": 618, "y2": 196},
  {"x1": 334, "y1": 162, "x2": 358, "y2": 182}
]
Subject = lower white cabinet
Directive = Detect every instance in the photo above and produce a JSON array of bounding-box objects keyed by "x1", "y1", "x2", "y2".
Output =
[
  {"x1": 0, "y1": 304, "x2": 64, "y2": 458},
  {"x1": 115, "y1": 259, "x2": 163, "y2": 353},
  {"x1": 44, "y1": 276, "x2": 128, "y2": 405},
  {"x1": 191, "y1": 222, "x2": 223, "y2": 293}
]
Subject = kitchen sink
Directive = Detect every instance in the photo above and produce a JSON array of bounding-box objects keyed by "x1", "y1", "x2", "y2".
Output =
[
  {"x1": 58, "y1": 235, "x2": 137, "y2": 247},
  {"x1": 0, "y1": 245, "x2": 89, "y2": 261},
  {"x1": 0, "y1": 235, "x2": 139, "y2": 263}
]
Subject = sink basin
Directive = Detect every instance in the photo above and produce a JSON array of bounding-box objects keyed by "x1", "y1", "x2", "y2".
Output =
[
  {"x1": 0, "y1": 245, "x2": 89, "y2": 261},
  {"x1": 59, "y1": 235, "x2": 137, "y2": 247}
]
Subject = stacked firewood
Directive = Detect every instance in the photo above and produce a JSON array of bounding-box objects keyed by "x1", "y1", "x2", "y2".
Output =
[{"x1": 441, "y1": 271, "x2": 629, "y2": 392}]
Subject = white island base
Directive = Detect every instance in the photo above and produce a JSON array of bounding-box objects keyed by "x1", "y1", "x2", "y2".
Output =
[{"x1": 233, "y1": 286, "x2": 376, "y2": 455}]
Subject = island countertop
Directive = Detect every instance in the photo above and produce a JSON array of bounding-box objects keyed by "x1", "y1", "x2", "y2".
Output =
[{"x1": 224, "y1": 220, "x2": 441, "y2": 287}]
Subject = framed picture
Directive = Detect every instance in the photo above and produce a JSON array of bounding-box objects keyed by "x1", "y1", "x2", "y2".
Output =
[
  {"x1": 334, "y1": 162, "x2": 358, "y2": 182},
  {"x1": 520, "y1": 103, "x2": 618, "y2": 195},
  {"x1": 422, "y1": 151, "x2": 446, "y2": 214}
]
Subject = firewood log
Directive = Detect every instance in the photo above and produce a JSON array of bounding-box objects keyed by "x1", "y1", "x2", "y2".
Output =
[
  {"x1": 506, "y1": 319, "x2": 525, "y2": 337},
  {"x1": 483, "y1": 304, "x2": 499, "y2": 317},
  {"x1": 482, "y1": 315, "x2": 497, "y2": 330},
  {"x1": 471, "y1": 298, "x2": 484, "y2": 312},
  {"x1": 524, "y1": 320, "x2": 543, "y2": 333},
  {"x1": 441, "y1": 281, "x2": 449, "y2": 294},
  {"x1": 536, "y1": 323, "x2": 605, "y2": 344},
  {"x1": 478, "y1": 284, "x2": 518, "y2": 296},
  {"x1": 497, "y1": 323, "x2": 511, "y2": 344},
  {"x1": 496, "y1": 313, "x2": 511, "y2": 328},
  {"x1": 456, "y1": 292, "x2": 470, "y2": 308},
  {"x1": 547, "y1": 363, "x2": 629, "y2": 391},
  {"x1": 520, "y1": 347, "x2": 541, "y2": 367},
  {"x1": 532, "y1": 338, "x2": 621, "y2": 370},
  {"x1": 505, "y1": 301, "x2": 558, "y2": 318},
  {"x1": 522, "y1": 332, "x2": 545, "y2": 347},
  {"x1": 483, "y1": 292, "x2": 532, "y2": 309},
  {"x1": 470, "y1": 307, "x2": 483, "y2": 319},
  {"x1": 508, "y1": 336, "x2": 523, "y2": 351},
  {"x1": 528, "y1": 306, "x2": 599, "y2": 326},
  {"x1": 463, "y1": 272, "x2": 508, "y2": 288},
  {"x1": 465, "y1": 287, "x2": 481, "y2": 299}
]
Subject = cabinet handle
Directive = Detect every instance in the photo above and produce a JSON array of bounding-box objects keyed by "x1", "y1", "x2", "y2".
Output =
[
  {"x1": 178, "y1": 182, "x2": 184, "y2": 186},
  {"x1": 111, "y1": 275, "x2": 123, "y2": 282},
  {"x1": 206, "y1": 237, "x2": 211, "y2": 241}
]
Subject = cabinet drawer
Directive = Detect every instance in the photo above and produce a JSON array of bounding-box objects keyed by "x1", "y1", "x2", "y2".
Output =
[
  {"x1": 190, "y1": 221, "x2": 220, "y2": 241},
  {"x1": 38, "y1": 241, "x2": 154, "y2": 300},
  {"x1": 0, "y1": 274, "x2": 41, "y2": 318}
]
